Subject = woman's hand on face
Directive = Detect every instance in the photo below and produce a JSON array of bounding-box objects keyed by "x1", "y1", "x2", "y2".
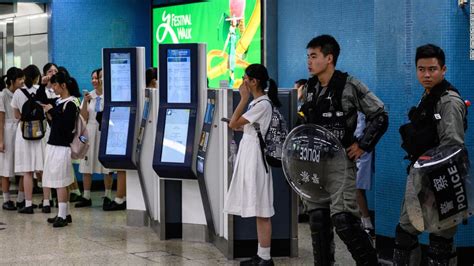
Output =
[
  {"x1": 238, "y1": 83, "x2": 250, "y2": 100},
  {"x1": 41, "y1": 75, "x2": 50, "y2": 85}
]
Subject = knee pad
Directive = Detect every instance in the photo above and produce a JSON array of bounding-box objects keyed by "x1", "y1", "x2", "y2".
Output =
[
  {"x1": 332, "y1": 212, "x2": 377, "y2": 265},
  {"x1": 393, "y1": 224, "x2": 421, "y2": 266},
  {"x1": 309, "y1": 208, "x2": 331, "y2": 232},
  {"x1": 394, "y1": 224, "x2": 419, "y2": 250},
  {"x1": 427, "y1": 234, "x2": 456, "y2": 266}
]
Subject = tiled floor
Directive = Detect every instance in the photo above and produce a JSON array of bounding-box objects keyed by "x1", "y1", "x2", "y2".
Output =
[{"x1": 0, "y1": 192, "x2": 355, "y2": 265}]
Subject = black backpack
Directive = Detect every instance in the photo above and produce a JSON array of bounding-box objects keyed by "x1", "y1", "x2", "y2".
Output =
[
  {"x1": 253, "y1": 99, "x2": 288, "y2": 173},
  {"x1": 20, "y1": 89, "x2": 46, "y2": 140}
]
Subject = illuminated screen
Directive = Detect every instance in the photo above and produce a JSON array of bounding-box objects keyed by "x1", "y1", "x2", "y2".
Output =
[
  {"x1": 161, "y1": 109, "x2": 190, "y2": 163},
  {"x1": 167, "y1": 49, "x2": 191, "y2": 103},
  {"x1": 106, "y1": 107, "x2": 130, "y2": 155},
  {"x1": 110, "y1": 53, "x2": 132, "y2": 102},
  {"x1": 153, "y1": 0, "x2": 262, "y2": 89}
]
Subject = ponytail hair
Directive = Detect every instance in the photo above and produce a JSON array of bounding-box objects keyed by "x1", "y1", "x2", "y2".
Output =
[
  {"x1": 245, "y1": 64, "x2": 281, "y2": 107},
  {"x1": 267, "y1": 78, "x2": 281, "y2": 107},
  {"x1": 23, "y1": 64, "x2": 41, "y2": 89},
  {"x1": 0, "y1": 75, "x2": 7, "y2": 91},
  {"x1": 50, "y1": 70, "x2": 81, "y2": 97}
]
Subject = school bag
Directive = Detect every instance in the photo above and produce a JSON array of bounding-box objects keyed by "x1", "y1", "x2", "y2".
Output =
[
  {"x1": 63, "y1": 100, "x2": 90, "y2": 160},
  {"x1": 253, "y1": 99, "x2": 288, "y2": 172},
  {"x1": 20, "y1": 89, "x2": 46, "y2": 140}
]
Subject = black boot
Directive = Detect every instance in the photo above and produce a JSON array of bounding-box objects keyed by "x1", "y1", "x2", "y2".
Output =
[
  {"x1": 332, "y1": 212, "x2": 377, "y2": 266},
  {"x1": 427, "y1": 234, "x2": 457, "y2": 266},
  {"x1": 392, "y1": 224, "x2": 421, "y2": 266},
  {"x1": 308, "y1": 209, "x2": 335, "y2": 266}
]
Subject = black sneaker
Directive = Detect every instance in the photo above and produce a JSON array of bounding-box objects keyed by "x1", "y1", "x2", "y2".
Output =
[
  {"x1": 16, "y1": 201, "x2": 25, "y2": 209},
  {"x1": 103, "y1": 200, "x2": 126, "y2": 211},
  {"x1": 52, "y1": 217, "x2": 68, "y2": 228},
  {"x1": 32, "y1": 203, "x2": 38, "y2": 209},
  {"x1": 240, "y1": 255, "x2": 274, "y2": 266},
  {"x1": 2, "y1": 201, "x2": 17, "y2": 211},
  {"x1": 18, "y1": 206, "x2": 34, "y2": 214},
  {"x1": 102, "y1": 197, "x2": 112, "y2": 210},
  {"x1": 42, "y1": 205, "x2": 51, "y2": 213},
  {"x1": 69, "y1": 193, "x2": 82, "y2": 203},
  {"x1": 75, "y1": 197, "x2": 92, "y2": 208},
  {"x1": 47, "y1": 215, "x2": 72, "y2": 224}
]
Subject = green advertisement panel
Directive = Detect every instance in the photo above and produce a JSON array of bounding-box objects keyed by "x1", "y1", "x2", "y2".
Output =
[{"x1": 153, "y1": 0, "x2": 262, "y2": 89}]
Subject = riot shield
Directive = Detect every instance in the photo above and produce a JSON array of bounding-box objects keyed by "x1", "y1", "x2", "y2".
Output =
[
  {"x1": 405, "y1": 145, "x2": 473, "y2": 232},
  {"x1": 282, "y1": 124, "x2": 349, "y2": 204}
]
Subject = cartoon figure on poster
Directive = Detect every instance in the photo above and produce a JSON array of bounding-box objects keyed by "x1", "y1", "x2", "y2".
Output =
[{"x1": 221, "y1": 0, "x2": 246, "y2": 88}]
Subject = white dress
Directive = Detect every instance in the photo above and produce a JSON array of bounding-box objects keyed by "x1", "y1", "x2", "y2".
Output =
[
  {"x1": 0, "y1": 89, "x2": 18, "y2": 177},
  {"x1": 79, "y1": 90, "x2": 110, "y2": 174},
  {"x1": 11, "y1": 87, "x2": 44, "y2": 173},
  {"x1": 223, "y1": 95, "x2": 275, "y2": 218}
]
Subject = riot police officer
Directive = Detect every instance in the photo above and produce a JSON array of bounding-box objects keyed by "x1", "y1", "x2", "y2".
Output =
[
  {"x1": 393, "y1": 44, "x2": 468, "y2": 265},
  {"x1": 300, "y1": 35, "x2": 388, "y2": 265}
]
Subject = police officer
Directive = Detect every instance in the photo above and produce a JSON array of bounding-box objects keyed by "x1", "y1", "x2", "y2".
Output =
[
  {"x1": 300, "y1": 35, "x2": 388, "y2": 265},
  {"x1": 393, "y1": 44, "x2": 467, "y2": 265}
]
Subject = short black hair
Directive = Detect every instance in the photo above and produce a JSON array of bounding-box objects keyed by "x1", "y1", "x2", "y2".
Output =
[
  {"x1": 306, "y1": 35, "x2": 341, "y2": 66},
  {"x1": 415, "y1": 44, "x2": 445, "y2": 67}
]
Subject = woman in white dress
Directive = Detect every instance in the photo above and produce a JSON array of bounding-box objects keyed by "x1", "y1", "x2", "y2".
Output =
[
  {"x1": 76, "y1": 69, "x2": 113, "y2": 208},
  {"x1": 41, "y1": 71, "x2": 81, "y2": 227},
  {"x1": 223, "y1": 64, "x2": 281, "y2": 266},
  {"x1": 0, "y1": 67, "x2": 24, "y2": 210}
]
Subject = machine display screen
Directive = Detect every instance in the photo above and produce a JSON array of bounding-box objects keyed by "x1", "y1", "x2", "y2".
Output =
[
  {"x1": 152, "y1": 0, "x2": 262, "y2": 89},
  {"x1": 106, "y1": 107, "x2": 130, "y2": 155},
  {"x1": 161, "y1": 108, "x2": 190, "y2": 163},
  {"x1": 110, "y1": 52, "x2": 132, "y2": 102},
  {"x1": 167, "y1": 49, "x2": 191, "y2": 103}
]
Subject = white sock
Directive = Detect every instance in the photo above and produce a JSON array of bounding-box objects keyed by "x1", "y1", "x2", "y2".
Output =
[
  {"x1": 105, "y1": 189, "x2": 112, "y2": 199},
  {"x1": 37, "y1": 181, "x2": 42, "y2": 188},
  {"x1": 25, "y1": 200, "x2": 32, "y2": 207},
  {"x1": 83, "y1": 190, "x2": 91, "y2": 200},
  {"x1": 362, "y1": 216, "x2": 374, "y2": 229},
  {"x1": 71, "y1": 189, "x2": 81, "y2": 196},
  {"x1": 43, "y1": 199, "x2": 50, "y2": 207},
  {"x1": 257, "y1": 243, "x2": 271, "y2": 260},
  {"x1": 3, "y1": 192, "x2": 10, "y2": 202},
  {"x1": 17, "y1": 191, "x2": 25, "y2": 202},
  {"x1": 114, "y1": 197, "x2": 125, "y2": 204},
  {"x1": 58, "y1": 203, "x2": 67, "y2": 219}
]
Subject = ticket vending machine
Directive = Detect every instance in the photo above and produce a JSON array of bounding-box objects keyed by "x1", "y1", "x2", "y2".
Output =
[
  {"x1": 152, "y1": 43, "x2": 211, "y2": 241},
  {"x1": 99, "y1": 47, "x2": 160, "y2": 225},
  {"x1": 99, "y1": 48, "x2": 144, "y2": 169}
]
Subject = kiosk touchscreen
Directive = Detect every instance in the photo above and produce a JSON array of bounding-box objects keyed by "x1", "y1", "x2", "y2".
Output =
[
  {"x1": 152, "y1": 43, "x2": 203, "y2": 180},
  {"x1": 99, "y1": 47, "x2": 144, "y2": 170}
]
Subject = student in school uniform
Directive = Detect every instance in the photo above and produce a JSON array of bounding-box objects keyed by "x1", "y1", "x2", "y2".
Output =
[
  {"x1": 41, "y1": 70, "x2": 81, "y2": 227},
  {"x1": 11, "y1": 68, "x2": 44, "y2": 214},
  {"x1": 0, "y1": 67, "x2": 24, "y2": 210},
  {"x1": 76, "y1": 68, "x2": 113, "y2": 208},
  {"x1": 223, "y1": 64, "x2": 280, "y2": 266}
]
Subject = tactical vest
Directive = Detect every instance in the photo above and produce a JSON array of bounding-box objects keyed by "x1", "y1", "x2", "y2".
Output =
[
  {"x1": 300, "y1": 71, "x2": 357, "y2": 148},
  {"x1": 399, "y1": 80, "x2": 466, "y2": 162}
]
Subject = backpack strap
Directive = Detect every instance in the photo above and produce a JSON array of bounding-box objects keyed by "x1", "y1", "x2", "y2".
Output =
[
  {"x1": 252, "y1": 98, "x2": 273, "y2": 174},
  {"x1": 20, "y1": 88, "x2": 33, "y2": 99},
  {"x1": 254, "y1": 122, "x2": 269, "y2": 174}
]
